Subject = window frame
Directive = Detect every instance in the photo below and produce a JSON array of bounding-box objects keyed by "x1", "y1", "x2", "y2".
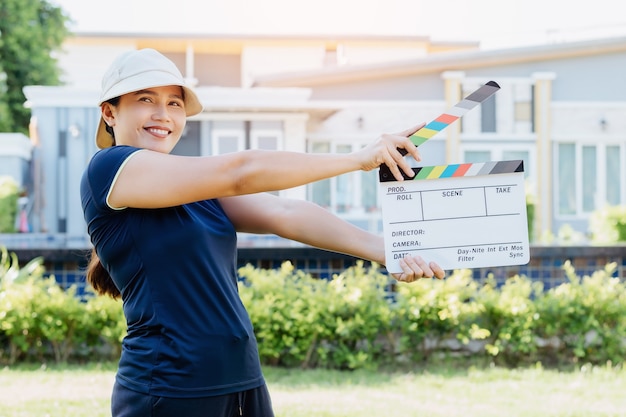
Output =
[
  {"x1": 555, "y1": 141, "x2": 626, "y2": 218},
  {"x1": 307, "y1": 140, "x2": 377, "y2": 215}
]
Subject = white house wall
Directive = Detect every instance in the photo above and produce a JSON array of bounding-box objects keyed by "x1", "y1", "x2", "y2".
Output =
[
  {"x1": 59, "y1": 44, "x2": 138, "y2": 89},
  {"x1": 460, "y1": 53, "x2": 626, "y2": 101},
  {"x1": 309, "y1": 73, "x2": 445, "y2": 100},
  {"x1": 26, "y1": 105, "x2": 100, "y2": 237},
  {"x1": 159, "y1": 52, "x2": 240, "y2": 88},
  {"x1": 21, "y1": 37, "x2": 626, "y2": 242}
]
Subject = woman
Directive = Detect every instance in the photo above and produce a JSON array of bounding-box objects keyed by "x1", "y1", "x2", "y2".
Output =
[{"x1": 81, "y1": 48, "x2": 444, "y2": 417}]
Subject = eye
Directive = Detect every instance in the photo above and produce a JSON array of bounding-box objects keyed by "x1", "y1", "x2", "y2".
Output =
[
  {"x1": 139, "y1": 96, "x2": 153, "y2": 103},
  {"x1": 169, "y1": 100, "x2": 184, "y2": 107}
]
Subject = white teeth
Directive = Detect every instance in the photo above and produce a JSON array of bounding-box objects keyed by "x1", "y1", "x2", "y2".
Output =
[{"x1": 148, "y1": 128, "x2": 169, "y2": 135}]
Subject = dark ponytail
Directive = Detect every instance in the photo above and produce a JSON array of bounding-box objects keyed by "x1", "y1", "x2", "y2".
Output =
[
  {"x1": 87, "y1": 96, "x2": 122, "y2": 299},
  {"x1": 86, "y1": 249, "x2": 121, "y2": 299}
]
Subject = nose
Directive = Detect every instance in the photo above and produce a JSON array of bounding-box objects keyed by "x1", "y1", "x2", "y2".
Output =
[{"x1": 152, "y1": 103, "x2": 171, "y2": 121}]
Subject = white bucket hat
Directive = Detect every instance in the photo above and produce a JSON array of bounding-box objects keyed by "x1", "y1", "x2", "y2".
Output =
[{"x1": 95, "y1": 48, "x2": 203, "y2": 149}]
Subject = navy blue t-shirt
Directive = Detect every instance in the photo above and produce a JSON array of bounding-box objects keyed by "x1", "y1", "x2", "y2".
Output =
[{"x1": 80, "y1": 145, "x2": 264, "y2": 397}]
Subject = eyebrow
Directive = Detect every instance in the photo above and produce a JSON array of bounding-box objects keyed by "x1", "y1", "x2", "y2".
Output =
[{"x1": 133, "y1": 89, "x2": 184, "y2": 101}]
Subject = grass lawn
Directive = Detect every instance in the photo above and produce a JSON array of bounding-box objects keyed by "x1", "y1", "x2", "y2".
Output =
[{"x1": 1, "y1": 361, "x2": 625, "y2": 416}]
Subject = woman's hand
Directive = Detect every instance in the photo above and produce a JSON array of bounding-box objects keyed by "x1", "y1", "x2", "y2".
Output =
[
  {"x1": 392, "y1": 255, "x2": 445, "y2": 283},
  {"x1": 355, "y1": 123, "x2": 425, "y2": 181}
]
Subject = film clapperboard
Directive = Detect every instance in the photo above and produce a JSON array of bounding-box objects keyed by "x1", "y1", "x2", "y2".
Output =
[{"x1": 379, "y1": 81, "x2": 530, "y2": 273}]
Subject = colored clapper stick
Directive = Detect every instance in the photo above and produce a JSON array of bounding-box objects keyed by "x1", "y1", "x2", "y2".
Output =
[
  {"x1": 379, "y1": 81, "x2": 500, "y2": 180},
  {"x1": 380, "y1": 160, "x2": 525, "y2": 183}
]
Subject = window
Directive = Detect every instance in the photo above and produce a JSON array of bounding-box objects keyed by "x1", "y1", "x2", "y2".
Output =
[
  {"x1": 310, "y1": 142, "x2": 331, "y2": 207},
  {"x1": 217, "y1": 135, "x2": 241, "y2": 154},
  {"x1": 558, "y1": 144, "x2": 576, "y2": 215},
  {"x1": 308, "y1": 141, "x2": 377, "y2": 214},
  {"x1": 335, "y1": 145, "x2": 352, "y2": 213},
  {"x1": 171, "y1": 121, "x2": 201, "y2": 156},
  {"x1": 211, "y1": 120, "x2": 283, "y2": 154},
  {"x1": 514, "y1": 102, "x2": 532, "y2": 124},
  {"x1": 212, "y1": 121, "x2": 245, "y2": 155},
  {"x1": 556, "y1": 142, "x2": 625, "y2": 216},
  {"x1": 606, "y1": 145, "x2": 621, "y2": 206},
  {"x1": 250, "y1": 121, "x2": 283, "y2": 151},
  {"x1": 514, "y1": 83, "x2": 534, "y2": 133},
  {"x1": 361, "y1": 169, "x2": 378, "y2": 212},
  {"x1": 582, "y1": 146, "x2": 597, "y2": 212},
  {"x1": 465, "y1": 150, "x2": 491, "y2": 163},
  {"x1": 254, "y1": 135, "x2": 278, "y2": 150}
]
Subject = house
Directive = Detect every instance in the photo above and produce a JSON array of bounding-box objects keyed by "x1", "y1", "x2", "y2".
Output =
[
  {"x1": 21, "y1": 32, "x2": 479, "y2": 242},
  {"x1": 21, "y1": 32, "x2": 626, "y2": 242},
  {"x1": 7, "y1": 31, "x2": 626, "y2": 287}
]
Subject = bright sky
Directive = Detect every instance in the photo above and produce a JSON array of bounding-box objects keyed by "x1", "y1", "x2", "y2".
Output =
[{"x1": 52, "y1": 0, "x2": 626, "y2": 49}]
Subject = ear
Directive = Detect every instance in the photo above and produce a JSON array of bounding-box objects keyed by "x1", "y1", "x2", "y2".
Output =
[{"x1": 101, "y1": 102, "x2": 116, "y2": 127}]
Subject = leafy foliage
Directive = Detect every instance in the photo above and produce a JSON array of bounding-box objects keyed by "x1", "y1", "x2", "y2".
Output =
[
  {"x1": 240, "y1": 261, "x2": 393, "y2": 369},
  {"x1": 475, "y1": 275, "x2": 542, "y2": 365},
  {"x1": 0, "y1": 246, "x2": 46, "y2": 362},
  {"x1": 0, "y1": 0, "x2": 70, "y2": 132},
  {"x1": 535, "y1": 261, "x2": 626, "y2": 364},
  {"x1": 238, "y1": 262, "x2": 324, "y2": 367},
  {"x1": 393, "y1": 269, "x2": 485, "y2": 362},
  {"x1": 0, "y1": 176, "x2": 19, "y2": 232},
  {"x1": 0, "y1": 246, "x2": 125, "y2": 364},
  {"x1": 314, "y1": 262, "x2": 394, "y2": 369},
  {"x1": 2, "y1": 246, "x2": 626, "y2": 368},
  {"x1": 589, "y1": 204, "x2": 626, "y2": 243}
]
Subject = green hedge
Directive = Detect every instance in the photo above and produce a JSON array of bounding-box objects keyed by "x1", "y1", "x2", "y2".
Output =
[
  {"x1": 590, "y1": 204, "x2": 626, "y2": 243},
  {"x1": 1, "y1": 246, "x2": 625, "y2": 368},
  {"x1": 0, "y1": 247, "x2": 125, "y2": 364},
  {"x1": 239, "y1": 260, "x2": 626, "y2": 369},
  {"x1": 0, "y1": 176, "x2": 19, "y2": 233}
]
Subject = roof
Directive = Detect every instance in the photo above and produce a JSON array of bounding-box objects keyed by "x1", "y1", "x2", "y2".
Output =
[
  {"x1": 64, "y1": 31, "x2": 479, "y2": 55},
  {"x1": 252, "y1": 35, "x2": 626, "y2": 87}
]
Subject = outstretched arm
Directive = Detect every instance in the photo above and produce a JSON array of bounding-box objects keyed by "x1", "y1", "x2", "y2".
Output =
[
  {"x1": 108, "y1": 125, "x2": 424, "y2": 209},
  {"x1": 219, "y1": 193, "x2": 445, "y2": 281}
]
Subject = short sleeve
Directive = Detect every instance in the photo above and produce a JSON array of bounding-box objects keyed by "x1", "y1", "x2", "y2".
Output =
[{"x1": 81, "y1": 146, "x2": 142, "y2": 214}]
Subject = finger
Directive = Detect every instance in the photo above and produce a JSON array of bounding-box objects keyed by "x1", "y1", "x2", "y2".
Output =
[
  {"x1": 403, "y1": 141, "x2": 422, "y2": 163},
  {"x1": 382, "y1": 139, "x2": 410, "y2": 181},
  {"x1": 401, "y1": 256, "x2": 425, "y2": 281},
  {"x1": 397, "y1": 149, "x2": 420, "y2": 177},
  {"x1": 399, "y1": 257, "x2": 415, "y2": 282},
  {"x1": 384, "y1": 140, "x2": 421, "y2": 180},
  {"x1": 394, "y1": 133, "x2": 422, "y2": 165},
  {"x1": 386, "y1": 157, "x2": 405, "y2": 182},
  {"x1": 408, "y1": 255, "x2": 442, "y2": 280},
  {"x1": 430, "y1": 262, "x2": 446, "y2": 280},
  {"x1": 413, "y1": 255, "x2": 436, "y2": 279},
  {"x1": 394, "y1": 258, "x2": 414, "y2": 283},
  {"x1": 392, "y1": 272, "x2": 406, "y2": 283},
  {"x1": 394, "y1": 123, "x2": 426, "y2": 138}
]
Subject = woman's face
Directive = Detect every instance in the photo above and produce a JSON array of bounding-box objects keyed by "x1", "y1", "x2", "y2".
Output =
[{"x1": 102, "y1": 85, "x2": 187, "y2": 153}]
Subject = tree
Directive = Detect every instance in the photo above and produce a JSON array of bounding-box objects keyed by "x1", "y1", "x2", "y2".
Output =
[{"x1": 0, "y1": 0, "x2": 70, "y2": 133}]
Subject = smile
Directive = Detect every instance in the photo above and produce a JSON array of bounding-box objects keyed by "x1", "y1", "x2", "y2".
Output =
[{"x1": 146, "y1": 127, "x2": 170, "y2": 136}]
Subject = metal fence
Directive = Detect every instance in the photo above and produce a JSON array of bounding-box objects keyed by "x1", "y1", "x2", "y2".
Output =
[{"x1": 6, "y1": 238, "x2": 626, "y2": 293}]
